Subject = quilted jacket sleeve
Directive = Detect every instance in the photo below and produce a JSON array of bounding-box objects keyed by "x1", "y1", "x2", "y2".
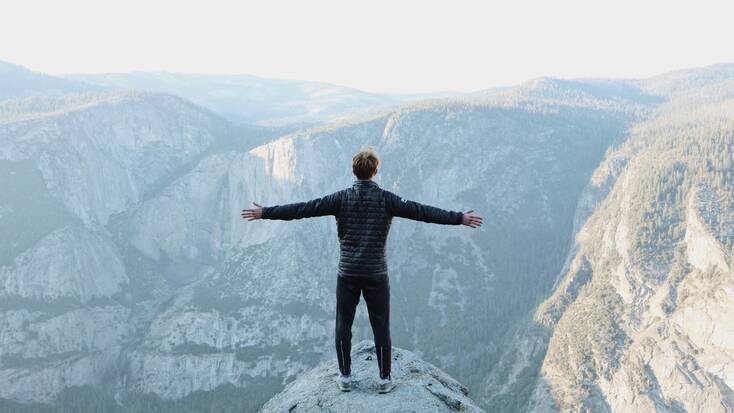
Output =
[
  {"x1": 261, "y1": 190, "x2": 342, "y2": 220},
  {"x1": 384, "y1": 190, "x2": 463, "y2": 225}
]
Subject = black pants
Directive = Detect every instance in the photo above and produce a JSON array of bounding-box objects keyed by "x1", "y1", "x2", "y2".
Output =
[{"x1": 335, "y1": 275, "x2": 391, "y2": 380}]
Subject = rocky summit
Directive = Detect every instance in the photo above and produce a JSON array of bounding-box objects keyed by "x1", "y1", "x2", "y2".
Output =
[{"x1": 260, "y1": 340, "x2": 486, "y2": 413}]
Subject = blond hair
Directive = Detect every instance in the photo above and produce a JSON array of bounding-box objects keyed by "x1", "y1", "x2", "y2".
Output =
[{"x1": 352, "y1": 147, "x2": 380, "y2": 179}]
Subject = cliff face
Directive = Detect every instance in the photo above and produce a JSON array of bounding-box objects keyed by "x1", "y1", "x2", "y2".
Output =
[
  {"x1": 260, "y1": 340, "x2": 486, "y2": 413},
  {"x1": 0, "y1": 90, "x2": 257, "y2": 403},
  {"x1": 0, "y1": 91, "x2": 227, "y2": 227},
  {"x1": 482, "y1": 66, "x2": 734, "y2": 413}
]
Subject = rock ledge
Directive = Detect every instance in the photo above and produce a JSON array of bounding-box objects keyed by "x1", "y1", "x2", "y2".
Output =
[{"x1": 260, "y1": 340, "x2": 486, "y2": 413}]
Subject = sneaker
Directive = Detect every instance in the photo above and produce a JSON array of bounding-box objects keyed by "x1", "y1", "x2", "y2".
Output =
[
  {"x1": 337, "y1": 374, "x2": 352, "y2": 392},
  {"x1": 377, "y1": 377, "x2": 396, "y2": 394}
]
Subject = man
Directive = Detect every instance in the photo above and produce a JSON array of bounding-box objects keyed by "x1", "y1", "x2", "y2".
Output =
[{"x1": 241, "y1": 147, "x2": 483, "y2": 394}]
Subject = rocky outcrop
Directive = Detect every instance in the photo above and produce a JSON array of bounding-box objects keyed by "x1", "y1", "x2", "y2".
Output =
[{"x1": 260, "y1": 340, "x2": 486, "y2": 413}]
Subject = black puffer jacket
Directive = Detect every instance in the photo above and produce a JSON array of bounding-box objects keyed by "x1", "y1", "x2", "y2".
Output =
[{"x1": 261, "y1": 179, "x2": 464, "y2": 278}]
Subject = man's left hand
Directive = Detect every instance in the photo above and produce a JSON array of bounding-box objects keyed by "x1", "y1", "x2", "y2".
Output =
[{"x1": 241, "y1": 202, "x2": 264, "y2": 221}]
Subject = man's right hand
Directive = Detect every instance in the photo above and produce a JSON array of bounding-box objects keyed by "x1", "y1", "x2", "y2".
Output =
[{"x1": 461, "y1": 210, "x2": 483, "y2": 228}]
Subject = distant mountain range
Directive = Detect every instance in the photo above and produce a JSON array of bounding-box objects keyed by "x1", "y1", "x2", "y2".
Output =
[
  {"x1": 0, "y1": 60, "x2": 99, "y2": 100},
  {"x1": 66, "y1": 71, "x2": 457, "y2": 127},
  {"x1": 0, "y1": 60, "x2": 732, "y2": 413},
  {"x1": 2, "y1": 59, "x2": 457, "y2": 128}
]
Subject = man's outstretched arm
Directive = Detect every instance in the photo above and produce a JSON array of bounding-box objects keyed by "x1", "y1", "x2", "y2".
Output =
[
  {"x1": 241, "y1": 190, "x2": 341, "y2": 221},
  {"x1": 384, "y1": 191, "x2": 483, "y2": 228}
]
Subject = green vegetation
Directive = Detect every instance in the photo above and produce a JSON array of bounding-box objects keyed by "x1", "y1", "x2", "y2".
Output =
[
  {"x1": 0, "y1": 160, "x2": 73, "y2": 265},
  {"x1": 1, "y1": 351, "x2": 81, "y2": 369},
  {"x1": 0, "y1": 381, "x2": 283, "y2": 413},
  {"x1": 522, "y1": 93, "x2": 734, "y2": 410}
]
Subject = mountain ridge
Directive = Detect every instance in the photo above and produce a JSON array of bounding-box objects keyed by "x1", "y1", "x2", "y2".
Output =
[{"x1": 66, "y1": 71, "x2": 453, "y2": 127}]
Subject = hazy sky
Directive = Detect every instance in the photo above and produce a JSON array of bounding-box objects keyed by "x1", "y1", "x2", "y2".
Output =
[{"x1": 2, "y1": 0, "x2": 733, "y2": 93}]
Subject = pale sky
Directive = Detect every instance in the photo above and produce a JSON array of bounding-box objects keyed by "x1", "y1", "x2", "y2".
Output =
[{"x1": 1, "y1": 0, "x2": 733, "y2": 93}]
